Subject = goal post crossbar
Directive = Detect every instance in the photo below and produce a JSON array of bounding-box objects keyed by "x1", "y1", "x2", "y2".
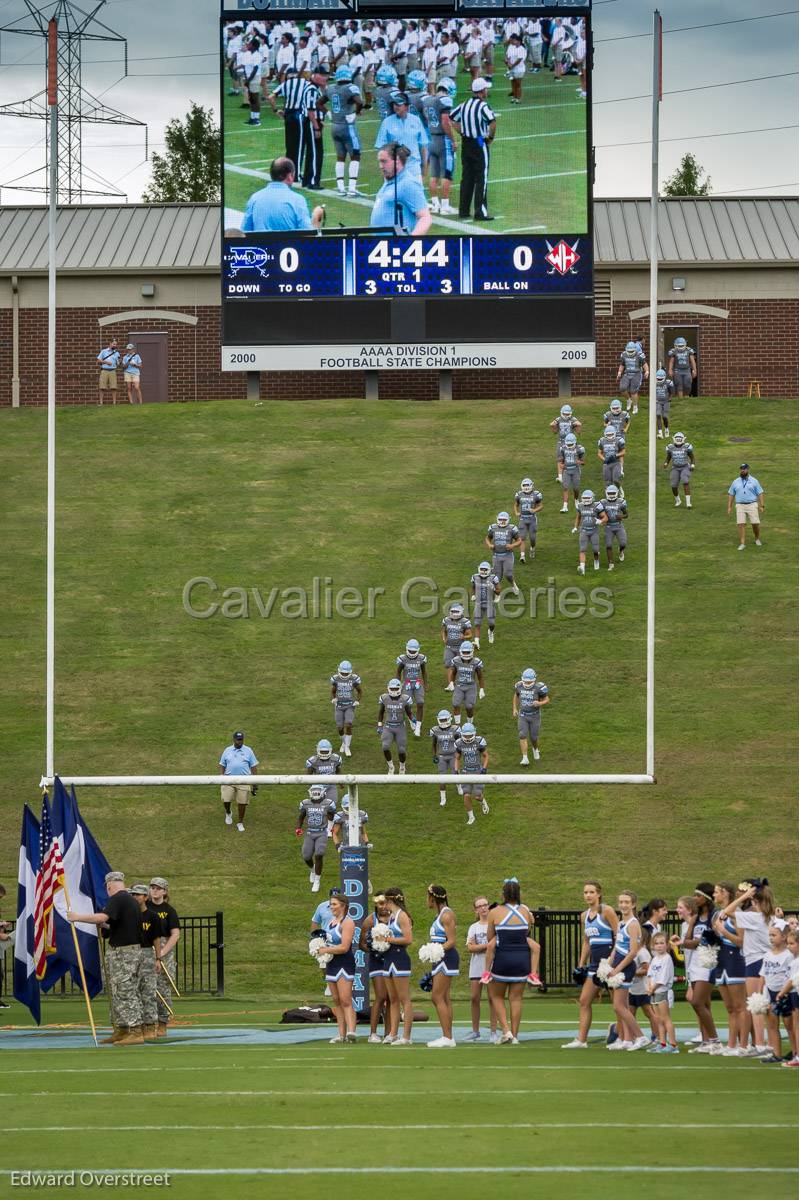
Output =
[{"x1": 43, "y1": 774, "x2": 654, "y2": 787}]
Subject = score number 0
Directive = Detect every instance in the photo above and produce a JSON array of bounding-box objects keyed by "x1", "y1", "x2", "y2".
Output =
[{"x1": 277, "y1": 247, "x2": 310, "y2": 293}]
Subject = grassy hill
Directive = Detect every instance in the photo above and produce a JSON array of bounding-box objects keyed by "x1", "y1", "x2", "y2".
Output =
[{"x1": 0, "y1": 394, "x2": 795, "y2": 997}]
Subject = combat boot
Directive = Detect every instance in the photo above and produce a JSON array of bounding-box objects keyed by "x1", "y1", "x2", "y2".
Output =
[
  {"x1": 100, "y1": 1025, "x2": 126, "y2": 1045},
  {"x1": 156, "y1": 1021, "x2": 168, "y2": 1037},
  {"x1": 142, "y1": 1024, "x2": 158, "y2": 1041},
  {"x1": 115, "y1": 1025, "x2": 145, "y2": 1046}
]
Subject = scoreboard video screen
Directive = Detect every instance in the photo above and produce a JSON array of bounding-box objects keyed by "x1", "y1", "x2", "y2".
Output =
[{"x1": 221, "y1": 2, "x2": 594, "y2": 371}]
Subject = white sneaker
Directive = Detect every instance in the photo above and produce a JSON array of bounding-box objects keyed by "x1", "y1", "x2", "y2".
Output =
[
  {"x1": 608, "y1": 562, "x2": 615, "y2": 571},
  {"x1": 657, "y1": 429, "x2": 663, "y2": 438},
  {"x1": 511, "y1": 1036, "x2": 520, "y2": 1045},
  {"x1": 430, "y1": 196, "x2": 440, "y2": 213},
  {"x1": 236, "y1": 822, "x2": 245, "y2": 832},
  {"x1": 311, "y1": 876, "x2": 321, "y2": 893},
  {"x1": 519, "y1": 554, "x2": 526, "y2": 563},
  {"x1": 387, "y1": 762, "x2": 395, "y2": 775},
  {"x1": 339, "y1": 743, "x2": 347, "y2": 756},
  {"x1": 722, "y1": 1046, "x2": 743, "y2": 1057},
  {"x1": 441, "y1": 202, "x2": 455, "y2": 215},
  {"x1": 532, "y1": 747, "x2": 540, "y2": 761},
  {"x1": 329, "y1": 1035, "x2": 344, "y2": 1044},
  {"x1": 390, "y1": 1037, "x2": 411, "y2": 1047},
  {"x1": 520, "y1": 755, "x2": 529, "y2": 766},
  {"x1": 607, "y1": 1040, "x2": 631, "y2": 1051},
  {"x1": 428, "y1": 1036, "x2": 456, "y2": 1048},
  {"x1": 467, "y1": 812, "x2": 475, "y2": 826},
  {"x1": 708, "y1": 1042, "x2": 726, "y2": 1055},
  {"x1": 399, "y1": 762, "x2": 406, "y2": 774},
  {"x1": 686, "y1": 498, "x2": 692, "y2": 508},
  {"x1": 462, "y1": 1030, "x2": 481, "y2": 1042},
  {"x1": 490, "y1": 1031, "x2": 501, "y2": 1044},
  {"x1": 439, "y1": 793, "x2": 447, "y2": 807},
  {"x1": 737, "y1": 543, "x2": 746, "y2": 551},
  {"x1": 488, "y1": 629, "x2": 494, "y2": 644},
  {"x1": 560, "y1": 503, "x2": 568, "y2": 513},
  {"x1": 481, "y1": 797, "x2": 490, "y2": 814},
  {"x1": 512, "y1": 583, "x2": 520, "y2": 595},
  {"x1": 628, "y1": 1035, "x2": 650, "y2": 1051},
  {"x1": 685, "y1": 1034, "x2": 703, "y2": 1045},
  {"x1": 500, "y1": 1031, "x2": 514, "y2": 1045},
  {"x1": 225, "y1": 813, "x2": 233, "y2": 825},
  {"x1": 367, "y1": 1033, "x2": 382, "y2": 1044},
  {"x1": 755, "y1": 538, "x2": 762, "y2": 546},
  {"x1": 632, "y1": 404, "x2": 638, "y2": 414},
  {"x1": 619, "y1": 550, "x2": 625, "y2": 561},
  {"x1": 382, "y1": 1034, "x2": 395, "y2": 1045},
  {"x1": 562, "y1": 1039, "x2": 588, "y2": 1049},
  {"x1": 445, "y1": 682, "x2": 454, "y2": 692},
  {"x1": 593, "y1": 558, "x2": 600, "y2": 570}
]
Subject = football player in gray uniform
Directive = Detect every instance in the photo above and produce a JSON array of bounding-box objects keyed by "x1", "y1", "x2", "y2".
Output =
[
  {"x1": 454, "y1": 723, "x2": 489, "y2": 826},
  {"x1": 550, "y1": 403, "x2": 582, "y2": 482},
  {"x1": 396, "y1": 637, "x2": 428, "y2": 736},
  {"x1": 485, "y1": 512, "x2": 521, "y2": 593},
  {"x1": 470, "y1": 561, "x2": 500, "y2": 648},
  {"x1": 655, "y1": 368, "x2": 675, "y2": 439},
  {"x1": 512, "y1": 667, "x2": 550, "y2": 764},
  {"x1": 330, "y1": 660, "x2": 362, "y2": 757},
  {"x1": 447, "y1": 640, "x2": 485, "y2": 725},
  {"x1": 429, "y1": 708, "x2": 460, "y2": 807},
  {"x1": 514, "y1": 477, "x2": 544, "y2": 563},
  {"x1": 663, "y1": 431, "x2": 695, "y2": 507},
  {"x1": 331, "y1": 793, "x2": 370, "y2": 851},
  {"x1": 305, "y1": 739, "x2": 343, "y2": 812},
  {"x1": 441, "y1": 601, "x2": 473, "y2": 688},
  {"x1": 573, "y1": 488, "x2": 608, "y2": 574},
  {"x1": 297, "y1": 783, "x2": 337, "y2": 894},
  {"x1": 616, "y1": 341, "x2": 649, "y2": 414},
  {"x1": 598, "y1": 484, "x2": 628, "y2": 571},
  {"x1": 420, "y1": 78, "x2": 456, "y2": 214},
  {"x1": 326, "y1": 65, "x2": 364, "y2": 196},
  {"x1": 597, "y1": 425, "x2": 626, "y2": 485},
  {"x1": 377, "y1": 678, "x2": 415, "y2": 774},
  {"x1": 558, "y1": 433, "x2": 585, "y2": 513},
  {"x1": 602, "y1": 397, "x2": 631, "y2": 438},
  {"x1": 667, "y1": 336, "x2": 697, "y2": 398}
]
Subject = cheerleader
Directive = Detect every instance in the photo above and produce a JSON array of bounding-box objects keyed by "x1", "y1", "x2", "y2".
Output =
[
  {"x1": 484, "y1": 878, "x2": 532, "y2": 1044},
  {"x1": 360, "y1": 893, "x2": 391, "y2": 1044},
  {"x1": 711, "y1": 882, "x2": 748, "y2": 1055},
  {"x1": 606, "y1": 890, "x2": 649, "y2": 1051},
  {"x1": 562, "y1": 879, "x2": 619, "y2": 1048},
  {"x1": 719, "y1": 881, "x2": 775, "y2": 1056},
  {"x1": 314, "y1": 894, "x2": 357, "y2": 1044},
  {"x1": 382, "y1": 886, "x2": 414, "y2": 1046},
  {"x1": 641, "y1": 898, "x2": 668, "y2": 940},
  {"x1": 757, "y1": 921, "x2": 795, "y2": 1063},
  {"x1": 674, "y1": 885, "x2": 720, "y2": 1053},
  {"x1": 425, "y1": 884, "x2": 460, "y2": 1047},
  {"x1": 465, "y1": 896, "x2": 497, "y2": 1043}
]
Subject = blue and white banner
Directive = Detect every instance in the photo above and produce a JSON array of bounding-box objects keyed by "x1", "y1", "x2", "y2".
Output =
[
  {"x1": 339, "y1": 846, "x2": 369, "y2": 1018},
  {"x1": 14, "y1": 805, "x2": 41, "y2": 1025}
]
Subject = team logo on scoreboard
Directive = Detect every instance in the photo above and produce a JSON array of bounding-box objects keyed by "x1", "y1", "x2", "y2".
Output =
[
  {"x1": 544, "y1": 238, "x2": 581, "y2": 276},
  {"x1": 226, "y1": 245, "x2": 272, "y2": 278}
]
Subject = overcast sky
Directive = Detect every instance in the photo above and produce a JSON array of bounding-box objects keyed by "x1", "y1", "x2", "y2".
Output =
[{"x1": 0, "y1": 0, "x2": 796, "y2": 204}]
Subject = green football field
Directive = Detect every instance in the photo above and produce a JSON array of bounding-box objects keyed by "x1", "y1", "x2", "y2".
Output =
[
  {"x1": 3, "y1": 997, "x2": 799, "y2": 1198},
  {"x1": 223, "y1": 65, "x2": 588, "y2": 233}
]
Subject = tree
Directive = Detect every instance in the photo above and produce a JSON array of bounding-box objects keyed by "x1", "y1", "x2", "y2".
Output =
[
  {"x1": 662, "y1": 153, "x2": 711, "y2": 197},
  {"x1": 142, "y1": 103, "x2": 221, "y2": 203}
]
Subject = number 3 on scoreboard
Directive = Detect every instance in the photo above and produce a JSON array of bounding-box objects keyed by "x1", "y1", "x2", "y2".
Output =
[{"x1": 440, "y1": 279, "x2": 452, "y2": 293}]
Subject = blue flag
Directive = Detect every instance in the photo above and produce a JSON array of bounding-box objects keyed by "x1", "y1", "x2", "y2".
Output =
[
  {"x1": 14, "y1": 805, "x2": 42, "y2": 1025},
  {"x1": 39, "y1": 779, "x2": 112, "y2": 998}
]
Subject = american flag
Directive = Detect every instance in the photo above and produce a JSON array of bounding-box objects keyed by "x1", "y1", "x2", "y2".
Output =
[{"x1": 33, "y1": 796, "x2": 65, "y2": 981}]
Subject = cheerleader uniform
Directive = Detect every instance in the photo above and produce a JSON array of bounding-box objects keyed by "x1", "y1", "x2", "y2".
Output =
[
  {"x1": 714, "y1": 913, "x2": 746, "y2": 986},
  {"x1": 367, "y1": 913, "x2": 388, "y2": 979},
  {"x1": 584, "y1": 907, "x2": 615, "y2": 982},
  {"x1": 324, "y1": 917, "x2": 356, "y2": 983},
  {"x1": 687, "y1": 914, "x2": 717, "y2": 985},
  {"x1": 491, "y1": 906, "x2": 531, "y2": 983},
  {"x1": 430, "y1": 907, "x2": 460, "y2": 977},
  {"x1": 609, "y1": 918, "x2": 638, "y2": 987},
  {"x1": 384, "y1": 910, "x2": 412, "y2": 978}
]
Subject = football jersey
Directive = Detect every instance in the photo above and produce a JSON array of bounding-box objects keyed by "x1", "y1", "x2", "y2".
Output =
[
  {"x1": 603, "y1": 409, "x2": 630, "y2": 434},
  {"x1": 374, "y1": 84, "x2": 395, "y2": 120},
  {"x1": 487, "y1": 522, "x2": 519, "y2": 552},
  {"x1": 577, "y1": 500, "x2": 602, "y2": 533},
  {"x1": 326, "y1": 81, "x2": 361, "y2": 126},
  {"x1": 409, "y1": 91, "x2": 426, "y2": 124},
  {"x1": 598, "y1": 434, "x2": 625, "y2": 463},
  {"x1": 450, "y1": 654, "x2": 483, "y2": 687},
  {"x1": 379, "y1": 693, "x2": 413, "y2": 727},
  {"x1": 620, "y1": 348, "x2": 646, "y2": 372},
  {"x1": 300, "y1": 796, "x2": 336, "y2": 833},
  {"x1": 656, "y1": 378, "x2": 675, "y2": 404},
  {"x1": 514, "y1": 488, "x2": 543, "y2": 517},
  {"x1": 514, "y1": 680, "x2": 548, "y2": 714},
  {"x1": 396, "y1": 652, "x2": 427, "y2": 684},
  {"x1": 598, "y1": 497, "x2": 627, "y2": 528},
  {"x1": 455, "y1": 734, "x2": 487, "y2": 772},
  {"x1": 420, "y1": 93, "x2": 452, "y2": 138},
  {"x1": 560, "y1": 443, "x2": 585, "y2": 468},
  {"x1": 471, "y1": 572, "x2": 499, "y2": 606},
  {"x1": 441, "y1": 615, "x2": 472, "y2": 647},
  {"x1": 666, "y1": 442, "x2": 693, "y2": 467},
  {"x1": 429, "y1": 723, "x2": 458, "y2": 756},
  {"x1": 305, "y1": 752, "x2": 342, "y2": 778},
  {"x1": 333, "y1": 807, "x2": 368, "y2": 836},
  {"x1": 331, "y1": 673, "x2": 361, "y2": 703},
  {"x1": 668, "y1": 344, "x2": 695, "y2": 369},
  {"x1": 554, "y1": 415, "x2": 578, "y2": 442}
]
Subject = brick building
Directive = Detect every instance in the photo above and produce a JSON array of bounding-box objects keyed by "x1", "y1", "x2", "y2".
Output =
[{"x1": 1, "y1": 196, "x2": 797, "y2": 406}]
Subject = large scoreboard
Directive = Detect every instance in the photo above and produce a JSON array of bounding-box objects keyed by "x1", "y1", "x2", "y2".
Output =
[{"x1": 221, "y1": 1, "x2": 594, "y2": 371}]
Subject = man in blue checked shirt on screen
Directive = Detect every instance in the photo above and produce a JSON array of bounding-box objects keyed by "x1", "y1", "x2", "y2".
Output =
[
  {"x1": 370, "y1": 144, "x2": 432, "y2": 234},
  {"x1": 241, "y1": 158, "x2": 325, "y2": 233},
  {"x1": 375, "y1": 91, "x2": 429, "y2": 177}
]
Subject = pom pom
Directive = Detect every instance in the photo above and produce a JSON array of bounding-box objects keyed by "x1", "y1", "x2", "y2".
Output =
[
  {"x1": 606, "y1": 971, "x2": 625, "y2": 990},
  {"x1": 696, "y1": 944, "x2": 719, "y2": 969},
  {"x1": 595, "y1": 957, "x2": 614, "y2": 983},
  {"x1": 746, "y1": 991, "x2": 771, "y2": 1016},
  {"x1": 308, "y1": 936, "x2": 333, "y2": 969},
  {"x1": 371, "y1": 922, "x2": 392, "y2": 954},
  {"x1": 418, "y1": 942, "x2": 445, "y2": 965},
  {"x1": 419, "y1": 971, "x2": 434, "y2": 993}
]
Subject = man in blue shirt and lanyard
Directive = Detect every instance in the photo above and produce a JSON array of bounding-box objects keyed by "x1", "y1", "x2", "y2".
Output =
[
  {"x1": 241, "y1": 158, "x2": 325, "y2": 232},
  {"x1": 370, "y1": 143, "x2": 432, "y2": 234},
  {"x1": 97, "y1": 337, "x2": 120, "y2": 406},
  {"x1": 727, "y1": 463, "x2": 765, "y2": 550},
  {"x1": 218, "y1": 730, "x2": 260, "y2": 832},
  {"x1": 374, "y1": 91, "x2": 428, "y2": 178}
]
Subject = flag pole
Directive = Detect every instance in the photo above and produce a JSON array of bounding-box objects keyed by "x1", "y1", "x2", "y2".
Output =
[
  {"x1": 158, "y1": 957, "x2": 181, "y2": 998},
  {"x1": 156, "y1": 988, "x2": 174, "y2": 1017},
  {"x1": 61, "y1": 875, "x2": 99, "y2": 1046},
  {"x1": 45, "y1": 17, "x2": 58, "y2": 785},
  {"x1": 645, "y1": 9, "x2": 662, "y2": 781}
]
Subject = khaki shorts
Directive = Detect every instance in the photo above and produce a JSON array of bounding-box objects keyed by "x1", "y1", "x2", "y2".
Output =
[
  {"x1": 221, "y1": 783, "x2": 252, "y2": 806},
  {"x1": 99, "y1": 370, "x2": 117, "y2": 390},
  {"x1": 736, "y1": 502, "x2": 761, "y2": 524},
  {"x1": 123, "y1": 372, "x2": 140, "y2": 384}
]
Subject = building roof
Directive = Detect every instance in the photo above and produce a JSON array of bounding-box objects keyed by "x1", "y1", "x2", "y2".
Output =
[{"x1": 0, "y1": 198, "x2": 797, "y2": 274}]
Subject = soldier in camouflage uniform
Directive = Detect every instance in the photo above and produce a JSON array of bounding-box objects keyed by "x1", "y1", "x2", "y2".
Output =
[
  {"x1": 148, "y1": 877, "x2": 181, "y2": 1036},
  {"x1": 131, "y1": 884, "x2": 159, "y2": 1041},
  {"x1": 67, "y1": 870, "x2": 145, "y2": 1046}
]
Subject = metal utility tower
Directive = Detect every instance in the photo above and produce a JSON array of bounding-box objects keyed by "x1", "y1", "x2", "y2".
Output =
[{"x1": 0, "y1": 1, "x2": 146, "y2": 201}]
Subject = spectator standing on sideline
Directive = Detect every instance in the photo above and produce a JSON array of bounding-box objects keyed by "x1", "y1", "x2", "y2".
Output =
[
  {"x1": 219, "y1": 730, "x2": 260, "y2": 832},
  {"x1": 727, "y1": 463, "x2": 764, "y2": 550},
  {"x1": 0, "y1": 882, "x2": 13, "y2": 1008},
  {"x1": 122, "y1": 343, "x2": 143, "y2": 405},
  {"x1": 97, "y1": 337, "x2": 120, "y2": 406},
  {"x1": 241, "y1": 158, "x2": 325, "y2": 233}
]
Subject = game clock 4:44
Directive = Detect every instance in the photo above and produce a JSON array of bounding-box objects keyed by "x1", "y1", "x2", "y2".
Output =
[{"x1": 355, "y1": 237, "x2": 460, "y2": 296}]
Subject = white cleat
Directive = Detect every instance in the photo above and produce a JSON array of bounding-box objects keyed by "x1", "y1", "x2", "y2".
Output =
[
  {"x1": 225, "y1": 813, "x2": 233, "y2": 825},
  {"x1": 430, "y1": 196, "x2": 440, "y2": 213},
  {"x1": 439, "y1": 794, "x2": 447, "y2": 807},
  {"x1": 445, "y1": 682, "x2": 455, "y2": 692},
  {"x1": 619, "y1": 550, "x2": 625, "y2": 561},
  {"x1": 674, "y1": 497, "x2": 682, "y2": 507},
  {"x1": 686, "y1": 499, "x2": 692, "y2": 508},
  {"x1": 519, "y1": 554, "x2": 526, "y2": 563},
  {"x1": 657, "y1": 429, "x2": 664, "y2": 438},
  {"x1": 414, "y1": 721, "x2": 421, "y2": 737},
  {"x1": 532, "y1": 747, "x2": 540, "y2": 761},
  {"x1": 473, "y1": 637, "x2": 480, "y2": 649},
  {"x1": 632, "y1": 405, "x2": 638, "y2": 415},
  {"x1": 387, "y1": 761, "x2": 396, "y2": 775},
  {"x1": 577, "y1": 563, "x2": 585, "y2": 575},
  {"x1": 560, "y1": 503, "x2": 569, "y2": 513},
  {"x1": 343, "y1": 744, "x2": 352, "y2": 757},
  {"x1": 520, "y1": 755, "x2": 529, "y2": 766},
  {"x1": 487, "y1": 628, "x2": 494, "y2": 644},
  {"x1": 399, "y1": 762, "x2": 406, "y2": 774},
  {"x1": 755, "y1": 538, "x2": 762, "y2": 546},
  {"x1": 311, "y1": 876, "x2": 321, "y2": 893},
  {"x1": 440, "y1": 202, "x2": 456, "y2": 215},
  {"x1": 329, "y1": 1035, "x2": 344, "y2": 1044},
  {"x1": 562, "y1": 1039, "x2": 589, "y2": 1049},
  {"x1": 236, "y1": 822, "x2": 245, "y2": 833},
  {"x1": 467, "y1": 812, "x2": 475, "y2": 826},
  {"x1": 556, "y1": 474, "x2": 563, "y2": 483},
  {"x1": 593, "y1": 558, "x2": 600, "y2": 570},
  {"x1": 737, "y1": 543, "x2": 746, "y2": 551},
  {"x1": 608, "y1": 562, "x2": 615, "y2": 571},
  {"x1": 481, "y1": 797, "x2": 490, "y2": 814},
  {"x1": 310, "y1": 868, "x2": 316, "y2": 883},
  {"x1": 456, "y1": 785, "x2": 463, "y2": 796}
]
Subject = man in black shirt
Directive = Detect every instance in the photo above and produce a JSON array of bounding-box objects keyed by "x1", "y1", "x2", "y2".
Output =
[
  {"x1": 67, "y1": 870, "x2": 145, "y2": 1046},
  {"x1": 131, "y1": 884, "x2": 159, "y2": 1041},
  {"x1": 148, "y1": 876, "x2": 180, "y2": 1037}
]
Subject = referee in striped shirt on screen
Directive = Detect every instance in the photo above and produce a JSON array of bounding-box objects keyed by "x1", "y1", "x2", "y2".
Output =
[
  {"x1": 302, "y1": 65, "x2": 329, "y2": 189},
  {"x1": 269, "y1": 68, "x2": 312, "y2": 180},
  {"x1": 450, "y1": 77, "x2": 496, "y2": 221}
]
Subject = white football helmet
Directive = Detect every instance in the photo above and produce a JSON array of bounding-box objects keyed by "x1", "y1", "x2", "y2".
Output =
[
  {"x1": 478, "y1": 561, "x2": 492, "y2": 578},
  {"x1": 581, "y1": 489, "x2": 595, "y2": 505},
  {"x1": 610, "y1": 399, "x2": 622, "y2": 415},
  {"x1": 673, "y1": 432, "x2": 686, "y2": 446},
  {"x1": 564, "y1": 433, "x2": 577, "y2": 449},
  {"x1": 405, "y1": 638, "x2": 420, "y2": 658},
  {"x1": 461, "y1": 722, "x2": 477, "y2": 742},
  {"x1": 459, "y1": 640, "x2": 474, "y2": 662},
  {"x1": 560, "y1": 404, "x2": 573, "y2": 418},
  {"x1": 437, "y1": 709, "x2": 452, "y2": 728},
  {"x1": 387, "y1": 678, "x2": 403, "y2": 698},
  {"x1": 521, "y1": 668, "x2": 537, "y2": 684},
  {"x1": 521, "y1": 478, "x2": 534, "y2": 493},
  {"x1": 605, "y1": 485, "x2": 620, "y2": 502},
  {"x1": 317, "y1": 739, "x2": 333, "y2": 761},
  {"x1": 309, "y1": 784, "x2": 327, "y2": 802},
  {"x1": 604, "y1": 425, "x2": 616, "y2": 441},
  {"x1": 338, "y1": 660, "x2": 352, "y2": 678},
  {"x1": 497, "y1": 511, "x2": 510, "y2": 527}
]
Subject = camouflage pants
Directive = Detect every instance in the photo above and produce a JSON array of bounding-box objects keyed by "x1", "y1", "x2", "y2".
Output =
[
  {"x1": 139, "y1": 946, "x2": 159, "y2": 1025},
  {"x1": 157, "y1": 947, "x2": 177, "y2": 1024},
  {"x1": 107, "y1": 944, "x2": 144, "y2": 1028}
]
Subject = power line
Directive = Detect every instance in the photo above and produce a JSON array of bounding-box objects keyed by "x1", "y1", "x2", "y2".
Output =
[
  {"x1": 595, "y1": 7, "x2": 799, "y2": 44},
  {"x1": 710, "y1": 182, "x2": 799, "y2": 195},
  {"x1": 596, "y1": 69, "x2": 799, "y2": 106},
  {"x1": 599, "y1": 122, "x2": 799, "y2": 149}
]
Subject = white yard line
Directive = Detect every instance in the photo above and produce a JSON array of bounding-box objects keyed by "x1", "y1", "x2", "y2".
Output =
[
  {"x1": 5, "y1": 1122, "x2": 797, "y2": 1134},
  {"x1": 3, "y1": 1167, "x2": 797, "y2": 1177},
  {"x1": 5, "y1": 1088, "x2": 787, "y2": 1098}
]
